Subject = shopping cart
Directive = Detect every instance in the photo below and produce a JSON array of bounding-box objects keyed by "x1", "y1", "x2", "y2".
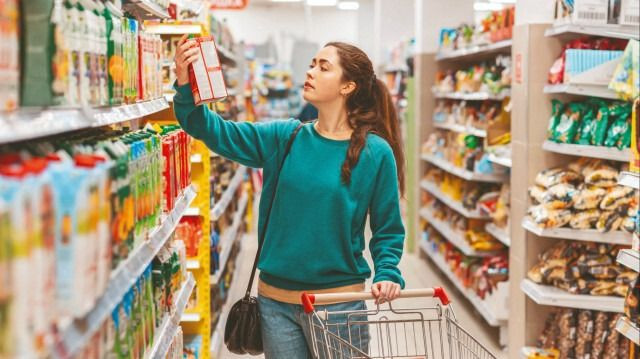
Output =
[{"x1": 300, "y1": 287, "x2": 497, "y2": 359}]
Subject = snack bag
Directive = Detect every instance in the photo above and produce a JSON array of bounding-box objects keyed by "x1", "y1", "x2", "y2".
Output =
[
  {"x1": 609, "y1": 39, "x2": 639, "y2": 101},
  {"x1": 591, "y1": 103, "x2": 611, "y2": 146},
  {"x1": 576, "y1": 100, "x2": 601, "y2": 145},
  {"x1": 604, "y1": 102, "x2": 632, "y2": 149},
  {"x1": 548, "y1": 100, "x2": 564, "y2": 140},
  {"x1": 553, "y1": 102, "x2": 583, "y2": 144},
  {"x1": 188, "y1": 36, "x2": 228, "y2": 105}
]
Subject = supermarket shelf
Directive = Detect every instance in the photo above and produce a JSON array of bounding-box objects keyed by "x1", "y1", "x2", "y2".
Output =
[
  {"x1": 544, "y1": 23, "x2": 640, "y2": 40},
  {"x1": 521, "y1": 279, "x2": 624, "y2": 313},
  {"x1": 55, "y1": 186, "x2": 196, "y2": 357},
  {"x1": 420, "y1": 207, "x2": 498, "y2": 257},
  {"x1": 0, "y1": 98, "x2": 168, "y2": 145},
  {"x1": 542, "y1": 140, "x2": 631, "y2": 162},
  {"x1": 616, "y1": 249, "x2": 639, "y2": 273},
  {"x1": 180, "y1": 313, "x2": 201, "y2": 322},
  {"x1": 123, "y1": 0, "x2": 170, "y2": 20},
  {"x1": 421, "y1": 154, "x2": 508, "y2": 183},
  {"x1": 616, "y1": 315, "x2": 640, "y2": 345},
  {"x1": 436, "y1": 40, "x2": 512, "y2": 61},
  {"x1": 420, "y1": 180, "x2": 490, "y2": 219},
  {"x1": 145, "y1": 23, "x2": 203, "y2": 35},
  {"x1": 619, "y1": 171, "x2": 640, "y2": 189},
  {"x1": 486, "y1": 223, "x2": 511, "y2": 247},
  {"x1": 487, "y1": 153, "x2": 512, "y2": 168},
  {"x1": 522, "y1": 217, "x2": 633, "y2": 245},
  {"x1": 432, "y1": 90, "x2": 510, "y2": 101},
  {"x1": 433, "y1": 121, "x2": 487, "y2": 137},
  {"x1": 211, "y1": 166, "x2": 247, "y2": 220},
  {"x1": 543, "y1": 83, "x2": 619, "y2": 100},
  {"x1": 419, "y1": 241, "x2": 507, "y2": 325},
  {"x1": 147, "y1": 273, "x2": 196, "y2": 359},
  {"x1": 211, "y1": 192, "x2": 249, "y2": 285}
]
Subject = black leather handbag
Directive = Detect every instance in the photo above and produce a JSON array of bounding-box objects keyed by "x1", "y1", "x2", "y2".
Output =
[{"x1": 224, "y1": 122, "x2": 304, "y2": 355}]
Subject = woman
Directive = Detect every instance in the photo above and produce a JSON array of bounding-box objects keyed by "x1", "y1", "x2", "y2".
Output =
[{"x1": 173, "y1": 36, "x2": 406, "y2": 358}]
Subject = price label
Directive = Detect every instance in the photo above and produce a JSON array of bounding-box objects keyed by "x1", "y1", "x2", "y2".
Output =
[{"x1": 210, "y1": 0, "x2": 248, "y2": 10}]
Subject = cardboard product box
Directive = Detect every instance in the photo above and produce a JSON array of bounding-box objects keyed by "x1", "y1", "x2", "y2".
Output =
[
  {"x1": 188, "y1": 36, "x2": 228, "y2": 106},
  {"x1": 620, "y1": 0, "x2": 640, "y2": 25},
  {"x1": 573, "y1": 0, "x2": 609, "y2": 24}
]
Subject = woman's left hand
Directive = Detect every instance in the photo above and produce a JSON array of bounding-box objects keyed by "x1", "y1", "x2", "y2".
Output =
[{"x1": 371, "y1": 281, "x2": 401, "y2": 304}]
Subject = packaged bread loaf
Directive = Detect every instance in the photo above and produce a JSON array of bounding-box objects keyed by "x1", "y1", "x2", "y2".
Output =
[
  {"x1": 573, "y1": 186, "x2": 607, "y2": 210},
  {"x1": 529, "y1": 185, "x2": 548, "y2": 204},
  {"x1": 528, "y1": 205, "x2": 572, "y2": 228},
  {"x1": 597, "y1": 211, "x2": 624, "y2": 232},
  {"x1": 584, "y1": 164, "x2": 619, "y2": 188},
  {"x1": 602, "y1": 314, "x2": 620, "y2": 359},
  {"x1": 591, "y1": 311, "x2": 609, "y2": 358},
  {"x1": 543, "y1": 183, "x2": 578, "y2": 209},
  {"x1": 570, "y1": 209, "x2": 602, "y2": 230},
  {"x1": 575, "y1": 310, "x2": 594, "y2": 359},
  {"x1": 558, "y1": 309, "x2": 577, "y2": 359},
  {"x1": 536, "y1": 168, "x2": 582, "y2": 188},
  {"x1": 600, "y1": 186, "x2": 637, "y2": 211}
]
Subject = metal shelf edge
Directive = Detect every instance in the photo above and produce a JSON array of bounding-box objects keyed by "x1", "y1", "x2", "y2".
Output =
[
  {"x1": 522, "y1": 217, "x2": 633, "y2": 245},
  {"x1": 520, "y1": 279, "x2": 624, "y2": 313}
]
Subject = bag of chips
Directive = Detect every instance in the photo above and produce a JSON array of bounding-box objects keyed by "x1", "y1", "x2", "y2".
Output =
[
  {"x1": 548, "y1": 99, "x2": 564, "y2": 140},
  {"x1": 553, "y1": 102, "x2": 584, "y2": 144}
]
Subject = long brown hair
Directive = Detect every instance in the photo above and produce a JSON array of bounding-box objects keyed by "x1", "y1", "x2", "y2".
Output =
[{"x1": 325, "y1": 42, "x2": 405, "y2": 195}]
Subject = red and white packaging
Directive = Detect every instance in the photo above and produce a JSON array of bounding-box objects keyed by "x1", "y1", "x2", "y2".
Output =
[{"x1": 188, "y1": 36, "x2": 228, "y2": 105}]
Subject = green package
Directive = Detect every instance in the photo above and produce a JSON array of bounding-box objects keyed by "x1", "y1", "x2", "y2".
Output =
[
  {"x1": 604, "y1": 103, "x2": 632, "y2": 149},
  {"x1": 591, "y1": 103, "x2": 614, "y2": 146},
  {"x1": 21, "y1": 0, "x2": 55, "y2": 106},
  {"x1": 548, "y1": 100, "x2": 565, "y2": 140},
  {"x1": 553, "y1": 102, "x2": 584, "y2": 144},
  {"x1": 577, "y1": 100, "x2": 605, "y2": 145},
  {"x1": 104, "y1": 4, "x2": 124, "y2": 105}
]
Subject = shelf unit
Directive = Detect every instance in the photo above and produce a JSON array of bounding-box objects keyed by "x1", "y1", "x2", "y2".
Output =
[
  {"x1": 179, "y1": 140, "x2": 213, "y2": 355},
  {"x1": 616, "y1": 249, "x2": 639, "y2": 273},
  {"x1": 54, "y1": 186, "x2": 196, "y2": 357},
  {"x1": 433, "y1": 121, "x2": 487, "y2": 137},
  {"x1": 419, "y1": 240, "x2": 508, "y2": 345},
  {"x1": 485, "y1": 223, "x2": 511, "y2": 247},
  {"x1": 420, "y1": 207, "x2": 499, "y2": 257},
  {"x1": 421, "y1": 154, "x2": 508, "y2": 183},
  {"x1": 147, "y1": 273, "x2": 196, "y2": 358},
  {"x1": 211, "y1": 166, "x2": 248, "y2": 221},
  {"x1": 0, "y1": 98, "x2": 168, "y2": 145},
  {"x1": 543, "y1": 83, "x2": 619, "y2": 100},
  {"x1": 487, "y1": 153, "x2": 512, "y2": 168},
  {"x1": 541, "y1": 140, "x2": 631, "y2": 162},
  {"x1": 435, "y1": 40, "x2": 513, "y2": 61},
  {"x1": 522, "y1": 217, "x2": 633, "y2": 245},
  {"x1": 616, "y1": 315, "x2": 640, "y2": 346},
  {"x1": 544, "y1": 23, "x2": 640, "y2": 40},
  {"x1": 211, "y1": 191, "x2": 249, "y2": 285},
  {"x1": 432, "y1": 90, "x2": 511, "y2": 101},
  {"x1": 618, "y1": 171, "x2": 640, "y2": 189},
  {"x1": 520, "y1": 279, "x2": 624, "y2": 313},
  {"x1": 123, "y1": 0, "x2": 170, "y2": 20},
  {"x1": 420, "y1": 180, "x2": 490, "y2": 219}
]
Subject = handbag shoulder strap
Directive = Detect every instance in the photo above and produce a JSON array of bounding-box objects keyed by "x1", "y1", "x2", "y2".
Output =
[{"x1": 244, "y1": 122, "x2": 305, "y2": 297}]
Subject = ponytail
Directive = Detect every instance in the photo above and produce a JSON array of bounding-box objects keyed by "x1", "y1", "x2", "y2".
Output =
[{"x1": 327, "y1": 42, "x2": 406, "y2": 196}]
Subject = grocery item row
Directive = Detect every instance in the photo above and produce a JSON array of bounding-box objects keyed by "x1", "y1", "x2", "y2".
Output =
[
  {"x1": 526, "y1": 159, "x2": 638, "y2": 234},
  {"x1": 433, "y1": 55, "x2": 511, "y2": 97},
  {"x1": 0, "y1": 123, "x2": 192, "y2": 358}
]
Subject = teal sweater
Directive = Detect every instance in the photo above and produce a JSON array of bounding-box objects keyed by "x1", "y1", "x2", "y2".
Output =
[{"x1": 174, "y1": 83, "x2": 405, "y2": 290}]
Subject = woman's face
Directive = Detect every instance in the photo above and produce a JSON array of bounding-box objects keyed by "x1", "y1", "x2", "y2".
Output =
[{"x1": 303, "y1": 46, "x2": 352, "y2": 104}]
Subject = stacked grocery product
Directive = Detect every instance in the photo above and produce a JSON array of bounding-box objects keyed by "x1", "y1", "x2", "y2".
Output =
[
  {"x1": 528, "y1": 240, "x2": 633, "y2": 297},
  {"x1": 438, "y1": 5, "x2": 514, "y2": 53},
  {"x1": 547, "y1": 98, "x2": 632, "y2": 150},
  {"x1": 0, "y1": 124, "x2": 191, "y2": 358},
  {"x1": 548, "y1": 37, "x2": 627, "y2": 86},
  {"x1": 209, "y1": 15, "x2": 235, "y2": 57},
  {"x1": 552, "y1": 0, "x2": 638, "y2": 27},
  {"x1": 526, "y1": 159, "x2": 637, "y2": 233},
  {"x1": 255, "y1": 68, "x2": 301, "y2": 120},
  {"x1": 422, "y1": 223, "x2": 508, "y2": 300},
  {"x1": 20, "y1": 0, "x2": 164, "y2": 108},
  {"x1": 433, "y1": 55, "x2": 511, "y2": 97},
  {"x1": 524, "y1": 309, "x2": 632, "y2": 359}
]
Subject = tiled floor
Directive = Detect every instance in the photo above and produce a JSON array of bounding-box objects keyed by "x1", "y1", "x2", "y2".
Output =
[{"x1": 216, "y1": 234, "x2": 507, "y2": 359}]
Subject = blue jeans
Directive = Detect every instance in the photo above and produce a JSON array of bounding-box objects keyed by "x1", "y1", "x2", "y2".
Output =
[{"x1": 258, "y1": 295, "x2": 370, "y2": 359}]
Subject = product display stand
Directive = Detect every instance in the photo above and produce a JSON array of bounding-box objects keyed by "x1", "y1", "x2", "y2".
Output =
[
  {"x1": 509, "y1": 23, "x2": 638, "y2": 358},
  {"x1": 415, "y1": 35, "x2": 512, "y2": 346}
]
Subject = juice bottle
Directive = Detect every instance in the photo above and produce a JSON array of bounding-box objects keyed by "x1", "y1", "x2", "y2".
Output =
[{"x1": 104, "y1": 3, "x2": 123, "y2": 105}]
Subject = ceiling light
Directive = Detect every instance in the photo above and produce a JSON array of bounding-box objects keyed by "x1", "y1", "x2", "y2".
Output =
[
  {"x1": 270, "y1": 0, "x2": 303, "y2": 2},
  {"x1": 338, "y1": 1, "x2": 359, "y2": 10},
  {"x1": 307, "y1": 0, "x2": 338, "y2": 6},
  {"x1": 474, "y1": 2, "x2": 505, "y2": 11},
  {"x1": 489, "y1": 0, "x2": 516, "y2": 3}
]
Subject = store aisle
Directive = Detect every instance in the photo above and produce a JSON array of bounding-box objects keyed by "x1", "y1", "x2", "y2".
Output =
[{"x1": 219, "y1": 233, "x2": 506, "y2": 359}]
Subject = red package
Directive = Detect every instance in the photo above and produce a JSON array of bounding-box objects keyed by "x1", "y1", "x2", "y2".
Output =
[
  {"x1": 188, "y1": 36, "x2": 228, "y2": 105},
  {"x1": 162, "y1": 138, "x2": 175, "y2": 211}
]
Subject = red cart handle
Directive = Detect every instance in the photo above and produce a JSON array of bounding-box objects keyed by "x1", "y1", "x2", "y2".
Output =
[{"x1": 301, "y1": 287, "x2": 451, "y2": 314}]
